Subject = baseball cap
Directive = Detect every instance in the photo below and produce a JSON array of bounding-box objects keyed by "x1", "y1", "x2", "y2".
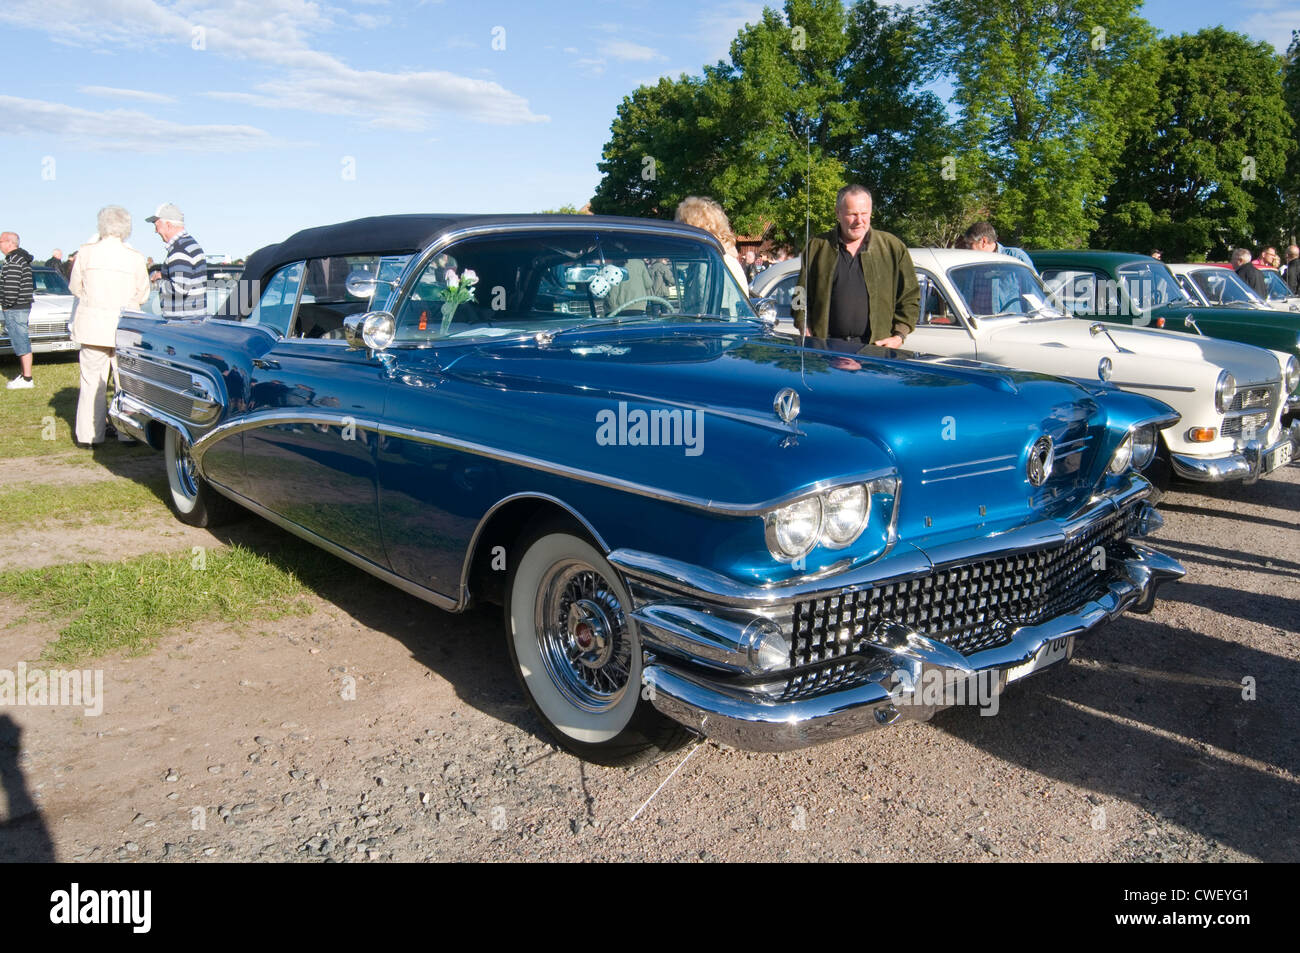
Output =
[{"x1": 145, "y1": 203, "x2": 185, "y2": 225}]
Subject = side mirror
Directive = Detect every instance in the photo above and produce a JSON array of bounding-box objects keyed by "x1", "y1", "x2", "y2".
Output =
[
  {"x1": 344, "y1": 311, "x2": 396, "y2": 351},
  {"x1": 751, "y1": 296, "x2": 778, "y2": 328}
]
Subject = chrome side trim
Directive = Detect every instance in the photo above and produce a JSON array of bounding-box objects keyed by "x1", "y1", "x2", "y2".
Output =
[
  {"x1": 188, "y1": 408, "x2": 896, "y2": 516},
  {"x1": 209, "y1": 485, "x2": 459, "y2": 611},
  {"x1": 1110, "y1": 381, "x2": 1197, "y2": 393}
]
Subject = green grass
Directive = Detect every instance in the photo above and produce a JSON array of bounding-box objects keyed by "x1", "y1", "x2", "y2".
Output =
[
  {"x1": 0, "y1": 476, "x2": 168, "y2": 528},
  {"x1": 2, "y1": 544, "x2": 326, "y2": 663},
  {"x1": 0, "y1": 356, "x2": 82, "y2": 457}
]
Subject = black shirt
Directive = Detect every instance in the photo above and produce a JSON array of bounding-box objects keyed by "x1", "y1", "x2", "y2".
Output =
[
  {"x1": 828, "y1": 237, "x2": 870, "y2": 340},
  {"x1": 1236, "y1": 262, "x2": 1269, "y2": 297}
]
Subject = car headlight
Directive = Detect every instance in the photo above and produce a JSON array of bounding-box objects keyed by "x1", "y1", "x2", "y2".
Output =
[
  {"x1": 1098, "y1": 356, "x2": 1112, "y2": 382},
  {"x1": 1108, "y1": 433, "x2": 1133, "y2": 474},
  {"x1": 1285, "y1": 355, "x2": 1299, "y2": 394},
  {"x1": 1215, "y1": 370, "x2": 1236, "y2": 413},
  {"x1": 1130, "y1": 425, "x2": 1158, "y2": 470},
  {"x1": 820, "y1": 484, "x2": 871, "y2": 548},
  {"x1": 765, "y1": 496, "x2": 823, "y2": 560}
]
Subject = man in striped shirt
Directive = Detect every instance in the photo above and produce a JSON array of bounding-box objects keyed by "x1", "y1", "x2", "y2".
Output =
[{"x1": 146, "y1": 203, "x2": 206, "y2": 316}]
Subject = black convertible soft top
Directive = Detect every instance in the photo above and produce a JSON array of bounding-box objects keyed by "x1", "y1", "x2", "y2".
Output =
[{"x1": 218, "y1": 213, "x2": 716, "y2": 317}]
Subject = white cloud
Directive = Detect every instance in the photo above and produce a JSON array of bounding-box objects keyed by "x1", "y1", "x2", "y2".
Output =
[
  {"x1": 0, "y1": 0, "x2": 547, "y2": 129},
  {"x1": 602, "y1": 40, "x2": 663, "y2": 62},
  {"x1": 1239, "y1": 4, "x2": 1300, "y2": 51},
  {"x1": 0, "y1": 94, "x2": 284, "y2": 152},
  {"x1": 696, "y1": 1, "x2": 766, "y2": 62},
  {"x1": 79, "y1": 85, "x2": 176, "y2": 104}
]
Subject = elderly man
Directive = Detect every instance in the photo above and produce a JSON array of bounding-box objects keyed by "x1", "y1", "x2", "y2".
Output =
[
  {"x1": 146, "y1": 203, "x2": 206, "y2": 317},
  {"x1": 68, "y1": 206, "x2": 150, "y2": 447},
  {"x1": 1, "y1": 231, "x2": 36, "y2": 389},
  {"x1": 793, "y1": 185, "x2": 918, "y2": 351},
  {"x1": 964, "y1": 221, "x2": 1035, "y2": 270},
  {"x1": 1232, "y1": 247, "x2": 1269, "y2": 297}
]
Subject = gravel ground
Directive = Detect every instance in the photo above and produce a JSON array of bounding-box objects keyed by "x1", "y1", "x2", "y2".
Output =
[{"x1": 1, "y1": 454, "x2": 1296, "y2": 862}]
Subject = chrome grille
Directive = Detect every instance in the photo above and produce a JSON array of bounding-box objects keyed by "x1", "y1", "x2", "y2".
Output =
[
  {"x1": 118, "y1": 353, "x2": 194, "y2": 391},
  {"x1": 1222, "y1": 384, "x2": 1276, "y2": 439},
  {"x1": 789, "y1": 510, "x2": 1128, "y2": 667},
  {"x1": 117, "y1": 371, "x2": 202, "y2": 421},
  {"x1": 27, "y1": 319, "x2": 70, "y2": 337}
]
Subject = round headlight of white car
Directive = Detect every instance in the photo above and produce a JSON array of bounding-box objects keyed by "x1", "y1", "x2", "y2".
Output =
[
  {"x1": 820, "y1": 484, "x2": 871, "y2": 548},
  {"x1": 1285, "y1": 355, "x2": 1299, "y2": 395},
  {"x1": 1214, "y1": 370, "x2": 1236, "y2": 413},
  {"x1": 1098, "y1": 356, "x2": 1112, "y2": 382},
  {"x1": 1108, "y1": 433, "x2": 1133, "y2": 474},
  {"x1": 765, "y1": 496, "x2": 823, "y2": 560},
  {"x1": 1130, "y1": 425, "x2": 1158, "y2": 470}
]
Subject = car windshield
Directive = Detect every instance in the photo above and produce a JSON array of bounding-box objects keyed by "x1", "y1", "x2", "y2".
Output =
[
  {"x1": 390, "y1": 230, "x2": 754, "y2": 345},
  {"x1": 947, "y1": 261, "x2": 1063, "y2": 319},
  {"x1": 1188, "y1": 267, "x2": 1263, "y2": 306},
  {"x1": 1259, "y1": 269, "x2": 1293, "y2": 301},
  {"x1": 33, "y1": 269, "x2": 71, "y2": 295},
  {"x1": 1116, "y1": 262, "x2": 1190, "y2": 311}
]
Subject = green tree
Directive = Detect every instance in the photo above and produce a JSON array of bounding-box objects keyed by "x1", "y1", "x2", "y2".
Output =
[
  {"x1": 591, "y1": 0, "x2": 956, "y2": 248},
  {"x1": 1097, "y1": 28, "x2": 1294, "y2": 258},
  {"x1": 929, "y1": 0, "x2": 1157, "y2": 247}
]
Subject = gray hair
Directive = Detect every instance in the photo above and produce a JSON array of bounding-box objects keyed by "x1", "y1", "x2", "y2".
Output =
[
  {"x1": 835, "y1": 184, "x2": 873, "y2": 210},
  {"x1": 1230, "y1": 247, "x2": 1252, "y2": 265},
  {"x1": 97, "y1": 205, "x2": 133, "y2": 240},
  {"x1": 963, "y1": 221, "x2": 998, "y2": 244}
]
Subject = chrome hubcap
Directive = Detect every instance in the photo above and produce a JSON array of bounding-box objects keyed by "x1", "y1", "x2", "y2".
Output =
[
  {"x1": 175, "y1": 439, "x2": 199, "y2": 499},
  {"x1": 535, "y1": 560, "x2": 632, "y2": 712}
]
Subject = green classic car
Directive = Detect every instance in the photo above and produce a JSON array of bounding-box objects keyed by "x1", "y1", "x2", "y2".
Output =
[{"x1": 1030, "y1": 250, "x2": 1300, "y2": 420}]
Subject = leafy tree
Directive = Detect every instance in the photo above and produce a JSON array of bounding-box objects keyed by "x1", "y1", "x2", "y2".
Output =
[
  {"x1": 929, "y1": 0, "x2": 1157, "y2": 247},
  {"x1": 591, "y1": 0, "x2": 956, "y2": 248},
  {"x1": 1097, "y1": 28, "x2": 1294, "y2": 258}
]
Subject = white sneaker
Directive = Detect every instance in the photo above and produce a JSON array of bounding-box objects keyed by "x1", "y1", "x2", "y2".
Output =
[{"x1": 6, "y1": 377, "x2": 34, "y2": 389}]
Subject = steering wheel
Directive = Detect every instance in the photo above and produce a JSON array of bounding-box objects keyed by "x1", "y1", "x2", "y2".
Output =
[{"x1": 606, "y1": 295, "x2": 675, "y2": 318}]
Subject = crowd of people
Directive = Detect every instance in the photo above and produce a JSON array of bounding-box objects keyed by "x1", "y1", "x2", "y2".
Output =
[{"x1": 1, "y1": 202, "x2": 207, "y2": 447}]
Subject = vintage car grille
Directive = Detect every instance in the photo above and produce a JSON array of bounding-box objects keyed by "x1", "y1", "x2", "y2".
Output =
[
  {"x1": 1221, "y1": 384, "x2": 1276, "y2": 439},
  {"x1": 116, "y1": 353, "x2": 219, "y2": 423},
  {"x1": 118, "y1": 353, "x2": 194, "y2": 391},
  {"x1": 788, "y1": 510, "x2": 1128, "y2": 669},
  {"x1": 27, "y1": 318, "x2": 71, "y2": 337}
]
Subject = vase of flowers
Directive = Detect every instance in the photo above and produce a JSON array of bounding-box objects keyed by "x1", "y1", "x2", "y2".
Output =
[{"x1": 439, "y1": 268, "x2": 479, "y2": 334}]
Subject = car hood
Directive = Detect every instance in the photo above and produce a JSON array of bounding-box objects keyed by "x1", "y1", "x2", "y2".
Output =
[
  {"x1": 984, "y1": 317, "x2": 1282, "y2": 383},
  {"x1": 1152, "y1": 303, "x2": 1300, "y2": 333},
  {"x1": 414, "y1": 327, "x2": 1158, "y2": 540}
]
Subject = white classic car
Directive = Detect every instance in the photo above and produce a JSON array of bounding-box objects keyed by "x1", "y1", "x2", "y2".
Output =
[
  {"x1": 0, "y1": 266, "x2": 78, "y2": 355},
  {"x1": 1164, "y1": 262, "x2": 1300, "y2": 313},
  {"x1": 751, "y1": 249, "x2": 1299, "y2": 486}
]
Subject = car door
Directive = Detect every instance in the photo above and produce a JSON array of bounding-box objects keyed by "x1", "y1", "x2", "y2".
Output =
[
  {"x1": 907, "y1": 270, "x2": 980, "y2": 359},
  {"x1": 238, "y1": 259, "x2": 391, "y2": 568}
]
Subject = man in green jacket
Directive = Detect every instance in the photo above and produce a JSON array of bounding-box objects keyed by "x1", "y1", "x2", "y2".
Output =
[{"x1": 792, "y1": 185, "x2": 918, "y2": 350}]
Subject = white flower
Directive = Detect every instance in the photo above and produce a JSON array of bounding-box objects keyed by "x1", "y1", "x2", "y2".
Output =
[
  {"x1": 461, "y1": 269, "x2": 479, "y2": 286},
  {"x1": 444, "y1": 268, "x2": 459, "y2": 289}
]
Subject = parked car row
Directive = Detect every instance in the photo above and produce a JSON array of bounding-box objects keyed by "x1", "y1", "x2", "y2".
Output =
[{"x1": 109, "y1": 214, "x2": 1190, "y2": 763}]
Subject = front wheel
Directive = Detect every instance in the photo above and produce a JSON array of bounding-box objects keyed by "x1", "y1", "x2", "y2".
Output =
[
  {"x1": 164, "y1": 427, "x2": 241, "y2": 527},
  {"x1": 504, "y1": 521, "x2": 690, "y2": 764}
]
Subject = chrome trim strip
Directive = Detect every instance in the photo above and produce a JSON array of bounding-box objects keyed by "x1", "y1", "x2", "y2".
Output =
[
  {"x1": 922, "y1": 454, "x2": 1015, "y2": 474},
  {"x1": 189, "y1": 408, "x2": 896, "y2": 516},
  {"x1": 209, "y1": 485, "x2": 459, "y2": 611},
  {"x1": 1110, "y1": 381, "x2": 1197, "y2": 393},
  {"x1": 920, "y1": 464, "x2": 1016, "y2": 484}
]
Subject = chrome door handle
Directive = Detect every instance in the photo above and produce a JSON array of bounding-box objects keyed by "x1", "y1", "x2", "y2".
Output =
[{"x1": 252, "y1": 358, "x2": 280, "y2": 370}]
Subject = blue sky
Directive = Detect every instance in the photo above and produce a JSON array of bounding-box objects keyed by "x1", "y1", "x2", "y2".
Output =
[{"x1": 0, "y1": 0, "x2": 1294, "y2": 262}]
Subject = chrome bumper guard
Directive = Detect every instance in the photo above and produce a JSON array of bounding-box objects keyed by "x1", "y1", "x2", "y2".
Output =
[
  {"x1": 637, "y1": 544, "x2": 1184, "y2": 752},
  {"x1": 109, "y1": 392, "x2": 158, "y2": 447},
  {"x1": 1170, "y1": 420, "x2": 1299, "y2": 483}
]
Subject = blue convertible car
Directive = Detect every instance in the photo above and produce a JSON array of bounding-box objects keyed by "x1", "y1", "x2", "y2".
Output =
[{"x1": 110, "y1": 214, "x2": 1184, "y2": 763}]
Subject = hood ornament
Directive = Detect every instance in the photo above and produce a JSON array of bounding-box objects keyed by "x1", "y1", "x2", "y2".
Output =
[
  {"x1": 774, "y1": 387, "x2": 800, "y2": 424},
  {"x1": 1027, "y1": 435, "x2": 1054, "y2": 487}
]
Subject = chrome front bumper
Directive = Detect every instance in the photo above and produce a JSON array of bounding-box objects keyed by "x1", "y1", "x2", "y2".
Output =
[
  {"x1": 636, "y1": 543, "x2": 1184, "y2": 752},
  {"x1": 1170, "y1": 420, "x2": 1299, "y2": 483}
]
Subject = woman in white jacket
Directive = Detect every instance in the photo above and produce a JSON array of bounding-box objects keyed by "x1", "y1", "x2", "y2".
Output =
[{"x1": 68, "y1": 206, "x2": 150, "y2": 447}]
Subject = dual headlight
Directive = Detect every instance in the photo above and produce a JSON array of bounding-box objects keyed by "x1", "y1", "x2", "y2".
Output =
[
  {"x1": 1284, "y1": 355, "x2": 1299, "y2": 395},
  {"x1": 1109, "y1": 425, "x2": 1159, "y2": 475},
  {"x1": 764, "y1": 480, "x2": 887, "y2": 561}
]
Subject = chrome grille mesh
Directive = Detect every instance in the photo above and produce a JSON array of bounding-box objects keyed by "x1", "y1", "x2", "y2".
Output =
[
  {"x1": 789, "y1": 510, "x2": 1128, "y2": 667},
  {"x1": 1222, "y1": 384, "x2": 1276, "y2": 439}
]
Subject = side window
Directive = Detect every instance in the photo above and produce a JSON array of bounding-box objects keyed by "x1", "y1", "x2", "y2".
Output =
[
  {"x1": 1174, "y1": 274, "x2": 1202, "y2": 304},
  {"x1": 246, "y1": 261, "x2": 303, "y2": 337},
  {"x1": 770, "y1": 275, "x2": 797, "y2": 318},
  {"x1": 1041, "y1": 268, "x2": 1100, "y2": 316},
  {"x1": 916, "y1": 272, "x2": 961, "y2": 326}
]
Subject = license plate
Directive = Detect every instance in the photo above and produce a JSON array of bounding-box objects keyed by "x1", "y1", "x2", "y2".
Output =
[
  {"x1": 1005, "y1": 635, "x2": 1074, "y2": 683},
  {"x1": 1267, "y1": 442, "x2": 1293, "y2": 471}
]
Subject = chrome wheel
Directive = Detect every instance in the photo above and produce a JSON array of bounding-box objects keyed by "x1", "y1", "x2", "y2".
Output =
[{"x1": 534, "y1": 560, "x2": 633, "y2": 713}]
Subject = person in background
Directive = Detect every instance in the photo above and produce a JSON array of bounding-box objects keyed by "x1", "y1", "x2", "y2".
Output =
[
  {"x1": 1232, "y1": 247, "x2": 1269, "y2": 296},
  {"x1": 674, "y1": 196, "x2": 749, "y2": 295},
  {"x1": 963, "y1": 221, "x2": 1035, "y2": 270},
  {"x1": 1149, "y1": 249, "x2": 1163, "y2": 261},
  {"x1": 1283, "y1": 245, "x2": 1300, "y2": 294},
  {"x1": 0, "y1": 231, "x2": 36, "y2": 389},
  {"x1": 45, "y1": 248, "x2": 70, "y2": 278},
  {"x1": 68, "y1": 206, "x2": 150, "y2": 447},
  {"x1": 146, "y1": 203, "x2": 206, "y2": 316}
]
